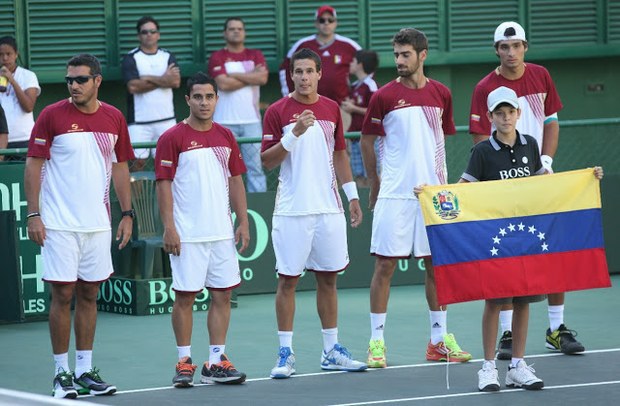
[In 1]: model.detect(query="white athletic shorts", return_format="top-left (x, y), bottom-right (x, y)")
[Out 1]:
top-left (370, 198), bottom-right (431, 258)
top-left (170, 239), bottom-right (241, 292)
top-left (42, 229), bottom-right (113, 283)
top-left (272, 213), bottom-right (349, 276)
top-left (129, 118), bottom-right (176, 159)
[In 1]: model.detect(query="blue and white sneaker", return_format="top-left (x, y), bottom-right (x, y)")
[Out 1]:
top-left (270, 347), bottom-right (296, 379)
top-left (321, 344), bottom-right (367, 371)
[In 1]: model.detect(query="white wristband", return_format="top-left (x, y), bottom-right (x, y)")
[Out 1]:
top-left (541, 155), bottom-right (553, 172)
top-left (342, 181), bottom-right (359, 202)
top-left (280, 132), bottom-right (299, 152)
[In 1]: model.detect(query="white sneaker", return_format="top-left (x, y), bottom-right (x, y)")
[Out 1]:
top-left (270, 347), bottom-right (296, 379)
top-left (321, 344), bottom-right (367, 371)
top-left (505, 360), bottom-right (544, 390)
top-left (478, 362), bottom-right (500, 392)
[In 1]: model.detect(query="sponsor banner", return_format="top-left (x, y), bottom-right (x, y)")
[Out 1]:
top-left (96, 277), bottom-right (237, 316)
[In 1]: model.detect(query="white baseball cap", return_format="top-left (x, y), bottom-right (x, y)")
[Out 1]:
top-left (487, 86), bottom-right (519, 112)
top-left (494, 21), bottom-right (527, 44)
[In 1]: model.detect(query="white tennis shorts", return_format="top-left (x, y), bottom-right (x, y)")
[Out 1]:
top-left (272, 213), bottom-right (349, 276)
top-left (42, 229), bottom-right (113, 283)
top-left (169, 239), bottom-right (241, 292)
top-left (129, 119), bottom-right (176, 159)
top-left (370, 198), bottom-right (431, 258)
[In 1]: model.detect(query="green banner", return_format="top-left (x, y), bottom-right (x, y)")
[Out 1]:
top-left (0, 163), bottom-right (48, 319)
top-left (96, 277), bottom-right (237, 316)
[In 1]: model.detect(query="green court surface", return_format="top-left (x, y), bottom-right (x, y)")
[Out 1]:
top-left (1, 275), bottom-right (619, 405)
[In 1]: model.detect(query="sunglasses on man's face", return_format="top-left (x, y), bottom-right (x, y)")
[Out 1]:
top-left (140, 29), bottom-right (158, 35)
top-left (318, 18), bottom-right (335, 24)
top-left (65, 75), bottom-right (97, 85)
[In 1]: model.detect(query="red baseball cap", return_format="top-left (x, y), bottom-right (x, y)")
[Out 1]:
top-left (315, 5), bottom-right (337, 19)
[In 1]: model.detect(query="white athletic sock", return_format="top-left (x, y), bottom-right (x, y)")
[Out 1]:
top-left (510, 357), bottom-right (523, 369)
top-left (278, 331), bottom-right (293, 351)
top-left (322, 328), bottom-right (338, 353)
top-left (429, 310), bottom-right (447, 344)
top-left (177, 345), bottom-right (191, 360)
top-left (483, 359), bottom-right (496, 369)
top-left (548, 305), bottom-right (564, 332)
top-left (74, 350), bottom-right (92, 378)
top-left (499, 310), bottom-right (513, 333)
top-left (53, 353), bottom-right (70, 376)
top-left (370, 313), bottom-right (386, 340)
top-left (209, 345), bottom-right (225, 366)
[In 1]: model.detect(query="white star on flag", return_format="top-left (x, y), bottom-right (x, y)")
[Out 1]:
top-left (518, 223), bottom-right (525, 231)
top-left (490, 247), bottom-right (499, 256)
top-left (537, 232), bottom-right (546, 241)
top-left (493, 236), bottom-right (501, 244)
top-left (508, 223), bottom-right (516, 232)
top-left (541, 242), bottom-right (549, 251)
top-left (528, 225), bottom-right (536, 234)
top-left (499, 228), bottom-right (507, 236)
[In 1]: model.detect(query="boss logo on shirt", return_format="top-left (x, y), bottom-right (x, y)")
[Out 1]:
top-left (499, 167), bottom-right (531, 180)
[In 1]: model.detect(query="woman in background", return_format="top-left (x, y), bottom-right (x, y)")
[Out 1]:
top-left (0, 36), bottom-right (40, 159)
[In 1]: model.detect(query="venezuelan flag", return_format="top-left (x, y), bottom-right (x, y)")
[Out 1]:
top-left (419, 168), bottom-right (610, 305)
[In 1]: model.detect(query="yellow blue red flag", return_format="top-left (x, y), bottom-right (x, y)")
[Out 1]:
top-left (419, 169), bottom-right (610, 305)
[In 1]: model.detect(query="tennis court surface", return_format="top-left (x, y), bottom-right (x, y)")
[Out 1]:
top-left (2, 275), bottom-right (619, 405)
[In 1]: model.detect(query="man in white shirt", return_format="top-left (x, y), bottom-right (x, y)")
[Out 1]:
top-left (262, 48), bottom-right (366, 379)
top-left (25, 54), bottom-right (134, 399)
top-left (122, 16), bottom-right (180, 169)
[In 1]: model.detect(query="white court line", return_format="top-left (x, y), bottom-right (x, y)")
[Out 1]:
top-left (326, 380), bottom-right (620, 406)
top-left (101, 347), bottom-right (620, 396)
top-left (0, 388), bottom-right (99, 405)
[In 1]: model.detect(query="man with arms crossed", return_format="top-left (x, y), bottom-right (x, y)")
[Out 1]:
top-left (262, 48), bottom-right (366, 379)
top-left (469, 21), bottom-right (583, 359)
top-left (361, 28), bottom-right (471, 368)
top-left (122, 16), bottom-right (180, 169)
top-left (25, 54), bottom-right (134, 398)
top-left (156, 72), bottom-right (248, 388)
top-left (279, 6), bottom-right (361, 106)
top-left (208, 17), bottom-right (268, 193)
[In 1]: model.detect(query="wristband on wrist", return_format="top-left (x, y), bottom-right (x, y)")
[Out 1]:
top-left (26, 212), bottom-right (41, 219)
top-left (342, 181), bottom-right (359, 202)
top-left (541, 154), bottom-right (553, 168)
top-left (280, 132), bottom-right (299, 152)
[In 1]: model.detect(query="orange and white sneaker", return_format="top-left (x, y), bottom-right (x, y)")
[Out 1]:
top-left (426, 333), bottom-right (472, 362)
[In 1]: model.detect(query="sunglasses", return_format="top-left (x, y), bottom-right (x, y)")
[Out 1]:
top-left (140, 29), bottom-right (159, 35)
top-left (318, 18), bottom-right (335, 24)
top-left (65, 75), bottom-right (97, 85)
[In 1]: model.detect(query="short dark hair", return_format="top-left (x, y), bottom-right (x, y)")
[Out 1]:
top-left (136, 16), bottom-right (159, 32)
top-left (186, 72), bottom-right (218, 96)
top-left (224, 17), bottom-right (244, 31)
top-left (67, 54), bottom-right (102, 76)
top-left (290, 48), bottom-right (321, 73)
top-left (392, 28), bottom-right (428, 54)
top-left (0, 36), bottom-right (17, 52)
top-left (355, 50), bottom-right (379, 74)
